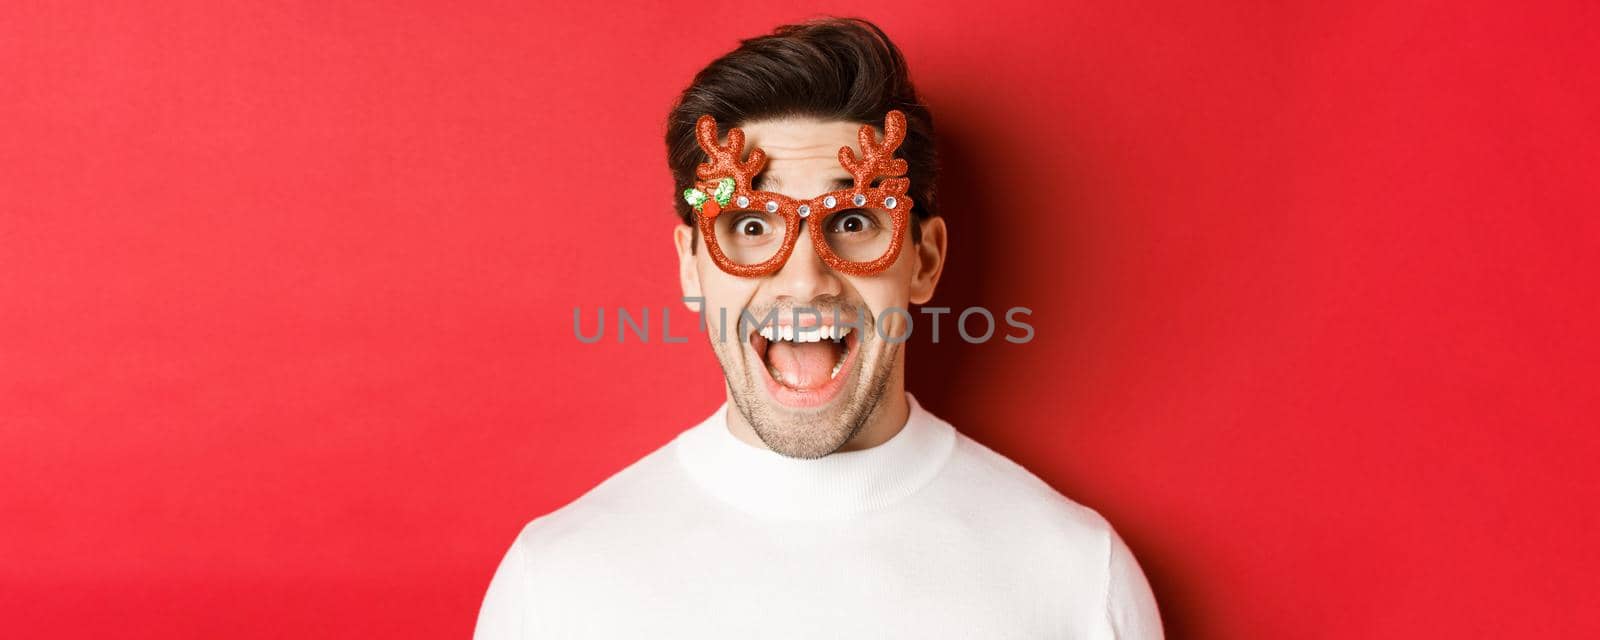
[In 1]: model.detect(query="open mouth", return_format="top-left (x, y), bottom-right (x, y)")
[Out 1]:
top-left (748, 321), bottom-right (860, 408)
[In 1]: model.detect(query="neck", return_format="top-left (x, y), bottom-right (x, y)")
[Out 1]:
top-left (674, 389), bottom-right (957, 519)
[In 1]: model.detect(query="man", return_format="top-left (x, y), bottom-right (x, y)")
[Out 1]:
top-left (474, 18), bottom-right (1163, 639)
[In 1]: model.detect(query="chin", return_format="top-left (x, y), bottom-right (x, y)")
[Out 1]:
top-left (719, 319), bottom-right (898, 459)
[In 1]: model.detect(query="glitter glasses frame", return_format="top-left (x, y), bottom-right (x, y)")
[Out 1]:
top-left (684, 110), bottom-right (915, 278)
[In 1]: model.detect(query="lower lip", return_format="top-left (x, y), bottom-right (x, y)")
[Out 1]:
top-left (752, 332), bottom-right (859, 409)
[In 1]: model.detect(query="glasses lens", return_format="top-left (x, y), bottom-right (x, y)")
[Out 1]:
top-left (822, 208), bottom-right (896, 263)
top-left (712, 209), bottom-right (788, 266)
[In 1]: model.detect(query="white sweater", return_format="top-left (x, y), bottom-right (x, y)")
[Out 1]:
top-left (474, 394), bottom-right (1164, 639)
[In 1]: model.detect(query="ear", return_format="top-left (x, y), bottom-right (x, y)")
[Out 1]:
top-left (674, 223), bottom-right (703, 312)
top-left (908, 217), bottom-right (947, 305)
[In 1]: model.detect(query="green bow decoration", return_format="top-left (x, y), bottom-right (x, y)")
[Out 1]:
top-left (682, 177), bottom-right (736, 212)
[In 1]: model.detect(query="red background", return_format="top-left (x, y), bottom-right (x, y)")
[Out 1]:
top-left (3, 1), bottom-right (1596, 637)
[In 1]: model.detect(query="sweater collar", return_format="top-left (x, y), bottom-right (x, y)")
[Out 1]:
top-left (673, 393), bottom-right (957, 520)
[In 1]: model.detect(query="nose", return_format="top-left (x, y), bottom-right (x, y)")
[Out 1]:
top-left (768, 220), bottom-right (843, 302)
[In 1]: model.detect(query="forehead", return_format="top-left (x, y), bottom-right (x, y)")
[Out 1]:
top-left (735, 117), bottom-right (869, 197)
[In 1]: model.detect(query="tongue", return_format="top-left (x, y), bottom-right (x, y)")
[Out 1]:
top-left (766, 340), bottom-right (837, 388)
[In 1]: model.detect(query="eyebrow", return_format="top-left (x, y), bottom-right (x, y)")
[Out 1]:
top-left (753, 175), bottom-right (855, 193)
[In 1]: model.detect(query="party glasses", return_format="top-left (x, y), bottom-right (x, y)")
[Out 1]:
top-left (682, 110), bottom-right (914, 278)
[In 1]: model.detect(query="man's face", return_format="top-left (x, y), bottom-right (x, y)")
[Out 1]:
top-left (675, 116), bottom-right (942, 459)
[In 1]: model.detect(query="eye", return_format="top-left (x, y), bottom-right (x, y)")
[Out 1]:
top-left (827, 210), bottom-right (877, 234)
top-left (733, 215), bottom-right (774, 237)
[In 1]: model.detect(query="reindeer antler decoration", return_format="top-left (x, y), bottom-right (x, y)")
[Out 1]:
top-left (695, 115), bottom-right (766, 193)
top-left (682, 116), bottom-right (767, 217)
top-left (838, 110), bottom-right (911, 197)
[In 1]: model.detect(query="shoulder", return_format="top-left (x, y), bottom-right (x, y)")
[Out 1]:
top-left (911, 421), bottom-right (1164, 632)
top-left (918, 425), bottom-right (1137, 596)
top-left (504, 430), bottom-right (700, 556)
top-left (941, 430), bottom-right (1116, 542)
top-left (474, 430), bottom-right (700, 639)
top-left (905, 399), bottom-right (1112, 540)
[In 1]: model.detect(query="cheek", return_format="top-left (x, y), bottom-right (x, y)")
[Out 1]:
top-left (695, 261), bottom-right (762, 311)
top-left (847, 277), bottom-right (914, 318)
top-left (850, 280), bottom-right (915, 345)
top-left (863, 245), bottom-right (920, 307)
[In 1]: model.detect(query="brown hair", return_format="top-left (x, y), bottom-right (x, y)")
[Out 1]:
top-left (665, 18), bottom-right (937, 245)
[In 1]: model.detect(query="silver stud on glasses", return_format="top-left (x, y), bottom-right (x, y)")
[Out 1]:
top-left (736, 195), bottom-right (750, 208)
top-left (823, 195), bottom-right (837, 208)
top-left (884, 196), bottom-right (898, 210)
top-left (798, 204), bottom-right (811, 218)
top-left (852, 194), bottom-right (867, 207)
top-left (764, 200), bottom-right (779, 213)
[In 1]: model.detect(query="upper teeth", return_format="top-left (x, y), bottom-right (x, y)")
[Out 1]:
top-left (758, 325), bottom-right (852, 342)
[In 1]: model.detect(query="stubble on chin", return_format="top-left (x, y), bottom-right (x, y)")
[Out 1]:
top-left (721, 338), bottom-right (903, 460)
